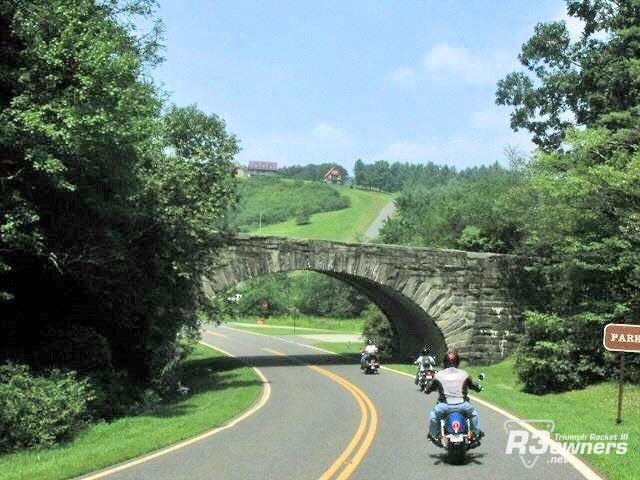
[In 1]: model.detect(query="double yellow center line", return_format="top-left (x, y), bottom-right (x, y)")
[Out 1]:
top-left (262, 348), bottom-right (378, 480)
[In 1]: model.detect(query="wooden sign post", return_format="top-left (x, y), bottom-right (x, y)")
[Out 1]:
top-left (603, 323), bottom-right (640, 424)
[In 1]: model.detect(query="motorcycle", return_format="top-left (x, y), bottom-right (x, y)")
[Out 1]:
top-left (435, 373), bottom-right (485, 464)
top-left (417, 368), bottom-right (436, 391)
top-left (361, 355), bottom-right (380, 374)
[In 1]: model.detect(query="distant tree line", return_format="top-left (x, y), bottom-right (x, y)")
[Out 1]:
top-left (278, 163), bottom-right (349, 182)
top-left (354, 159), bottom-right (457, 192)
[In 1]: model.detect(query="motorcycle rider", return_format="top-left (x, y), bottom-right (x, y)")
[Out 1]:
top-left (414, 347), bottom-right (436, 385)
top-left (425, 351), bottom-right (484, 446)
top-left (361, 339), bottom-right (379, 369)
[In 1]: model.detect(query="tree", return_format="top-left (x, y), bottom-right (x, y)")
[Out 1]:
top-left (496, 0), bottom-right (640, 389)
top-left (0, 0), bottom-right (240, 416)
top-left (496, 0), bottom-right (640, 150)
top-left (354, 158), bottom-right (367, 187)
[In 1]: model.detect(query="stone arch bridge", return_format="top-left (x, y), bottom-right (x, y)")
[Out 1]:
top-left (204, 235), bottom-right (531, 364)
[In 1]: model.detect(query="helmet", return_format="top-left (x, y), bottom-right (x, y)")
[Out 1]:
top-left (443, 351), bottom-right (460, 368)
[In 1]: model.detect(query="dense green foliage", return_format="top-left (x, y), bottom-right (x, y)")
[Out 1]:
top-left (514, 311), bottom-right (618, 393)
top-left (219, 272), bottom-right (370, 319)
top-left (279, 163), bottom-right (349, 182)
top-left (0, 345), bottom-right (261, 480)
top-left (229, 177), bottom-right (351, 230)
top-left (0, 0), bottom-right (239, 436)
top-left (380, 162), bottom-right (524, 252)
top-left (497, 0), bottom-right (640, 390)
top-left (0, 364), bottom-right (94, 452)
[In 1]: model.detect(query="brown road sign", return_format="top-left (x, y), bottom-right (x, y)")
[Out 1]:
top-left (604, 323), bottom-right (640, 353)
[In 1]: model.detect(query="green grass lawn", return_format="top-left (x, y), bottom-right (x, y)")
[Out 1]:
top-left (229, 325), bottom-right (341, 336)
top-left (228, 315), bottom-right (364, 336)
top-left (252, 185), bottom-right (393, 242)
top-left (231, 315), bottom-right (364, 332)
top-left (0, 344), bottom-right (262, 480)
top-left (315, 343), bottom-right (639, 480)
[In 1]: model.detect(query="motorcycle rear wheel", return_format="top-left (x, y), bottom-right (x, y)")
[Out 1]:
top-left (446, 444), bottom-right (466, 465)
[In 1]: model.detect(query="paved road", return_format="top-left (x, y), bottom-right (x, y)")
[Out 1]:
top-left (361, 199), bottom-right (396, 243)
top-left (86, 326), bottom-right (594, 480)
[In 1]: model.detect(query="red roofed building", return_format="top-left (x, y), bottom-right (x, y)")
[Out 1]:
top-left (323, 166), bottom-right (343, 183)
top-left (248, 161), bottom-right (278, 176)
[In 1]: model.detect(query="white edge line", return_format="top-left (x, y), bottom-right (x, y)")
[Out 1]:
top-left (223, 325), bottom-right (603, 480)
top-left (79, 340), bottom-right (271, 480)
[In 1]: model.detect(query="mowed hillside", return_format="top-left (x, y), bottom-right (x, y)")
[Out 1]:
top-left (252, 184), bottom-right (392, 242)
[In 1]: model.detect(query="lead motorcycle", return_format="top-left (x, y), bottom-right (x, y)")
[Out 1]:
top-left (434, 374), bottom-right (485, 464)
top-left (361, 354), bottom-right (380, 374)
top-left (417, 367), bottom-right (436, 391)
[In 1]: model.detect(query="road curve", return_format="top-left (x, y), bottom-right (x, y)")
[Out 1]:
top-left (361, 199), bottom-right (396, 243)
top-left (81, 326), bottom-right (599, 480)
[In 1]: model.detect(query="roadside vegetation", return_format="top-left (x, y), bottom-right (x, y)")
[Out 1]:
top-left (1, 0), bottom-right (242, 454)
top-left (0, 344), bottom-right (262, 480)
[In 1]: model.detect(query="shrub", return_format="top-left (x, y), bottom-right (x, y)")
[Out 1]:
top-left (295, 207), bottom-right (312, 225)
top-left (0, 363), bottom-right (95, 452)
top-left (361, 305), bottom-right (398, 361)
top-left (514, 311), bottom-right (620, 394)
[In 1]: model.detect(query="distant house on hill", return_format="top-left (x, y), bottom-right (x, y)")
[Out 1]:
top-left (234, 162), bottom-right (249, 177)
top-left (323, 166), bottom-right (343, 183)
top-left (248, 161), bottom-right (278, 176)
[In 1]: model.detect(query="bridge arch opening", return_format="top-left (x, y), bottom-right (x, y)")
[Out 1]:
top-left (204, 268), bottom-right (448, 361)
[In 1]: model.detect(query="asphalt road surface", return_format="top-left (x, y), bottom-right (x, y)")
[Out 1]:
top-left (82, 326), bottom-right (596, 480)
top-left (361, 199), bottom-right (396, 243)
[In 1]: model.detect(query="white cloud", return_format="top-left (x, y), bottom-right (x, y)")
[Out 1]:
top-left (423, 43), bottom-right (515, 85)
top-left (384, 66), bottom-right (418, 87)
top-left (312, 122), bottom-right (354, 146)
top-left (385, 43), bottom-right (516, 88)
top-left (469, 105), bottom-right (510, 129)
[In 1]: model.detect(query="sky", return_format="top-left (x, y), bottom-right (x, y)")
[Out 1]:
top-left (151, 1), bottom-right (582, 172)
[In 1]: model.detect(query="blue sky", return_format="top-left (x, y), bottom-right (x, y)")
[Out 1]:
top-left (152, 1), bottom-right (581, 171)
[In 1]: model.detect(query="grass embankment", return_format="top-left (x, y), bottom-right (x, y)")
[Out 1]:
top-left (233, 177), bottom-right (351, 231)
top-left (228, 315), bottom-right (364, 336)
top-left (253, 185), bottom-right (393, 242)
top-left (0, 344), bottom-right (262, 480)
top-left (315, 343), bottom-right (638, 480)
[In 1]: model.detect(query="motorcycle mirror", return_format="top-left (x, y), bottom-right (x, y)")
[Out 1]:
top-left (478, 373), bottom-right (486, 380)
